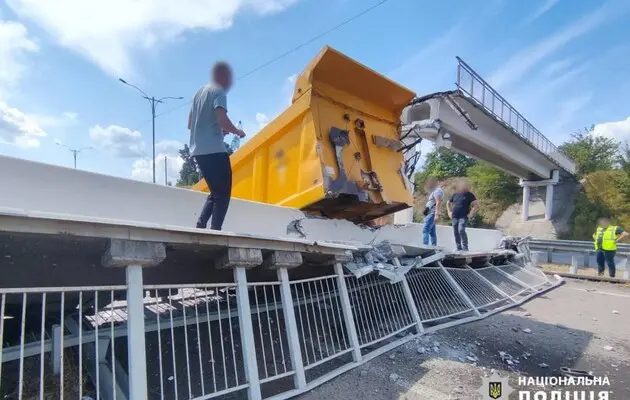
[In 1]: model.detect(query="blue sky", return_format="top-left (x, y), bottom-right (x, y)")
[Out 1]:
top-left (2, 0), bottom-right (630, 183)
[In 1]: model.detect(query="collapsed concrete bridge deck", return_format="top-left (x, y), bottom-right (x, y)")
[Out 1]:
top-left (0, 154), bottom-right (564, 400)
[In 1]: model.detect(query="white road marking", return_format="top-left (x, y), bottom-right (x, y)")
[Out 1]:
top-left (567, 287), bottom-right (630, 299)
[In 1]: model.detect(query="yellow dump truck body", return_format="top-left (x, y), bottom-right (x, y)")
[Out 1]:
top-left (193, 46), bottom-right (416, 221)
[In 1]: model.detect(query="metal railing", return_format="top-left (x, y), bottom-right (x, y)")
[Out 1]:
top-left (528, 238), bottom-right (630, 279)
top-left (530, 238), bottom-right (630, 254)
top-left (455, 57), bottom-right (577, 175)
top-left (0, 256), bottom-right (563, 400)
top-left (0, 286), bottom-right (129, 400)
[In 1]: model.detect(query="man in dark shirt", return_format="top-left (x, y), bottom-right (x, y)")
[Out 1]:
top-left (447, 181), bottom-right (478, 251)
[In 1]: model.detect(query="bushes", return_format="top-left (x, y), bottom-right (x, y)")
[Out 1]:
top-left (564, 170), bottom-right (630, 241)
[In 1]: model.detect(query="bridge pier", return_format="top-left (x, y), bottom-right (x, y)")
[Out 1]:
top-left (545, 182), bottom-right (554, 221)
top-left (521, 185), bottom-right (530, 221)
top-left (520, 170), bottom-right (559, 221)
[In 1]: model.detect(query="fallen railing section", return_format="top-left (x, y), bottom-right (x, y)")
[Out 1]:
top-left (0, 216), bottom-right (564, 400)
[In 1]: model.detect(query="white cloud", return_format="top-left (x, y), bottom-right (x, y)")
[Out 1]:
top-left (522, 0), bottom-right (561, 25)
top-left (89, 124), bottom-right (145, 158)
top-left (6, 0), bottom-right (300, 77)
top-left (488, 3), bottom-right (615, 90)
top-left (255, 112), bottom-right (269, 129)
top-left (131, 153), bottom-right (184, 184)
top-left (0, 18), bottom-right (74, 150)
top-left (30, 111), bottom-right (78, 129)
top-left (0, 19), bottom-right (38, 91)
top-left (155, 139), bottom-right (184, 156)
top-left (0, 100), bottom-right (46, 148)
top-left (593, 116), bottom-right (630, 143)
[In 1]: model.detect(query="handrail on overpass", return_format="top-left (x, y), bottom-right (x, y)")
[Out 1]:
top-left (455, 57), bottom-right (577, 175)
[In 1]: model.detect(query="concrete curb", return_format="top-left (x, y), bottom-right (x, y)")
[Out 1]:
top-left (542, 270), bottom-right (629, 284)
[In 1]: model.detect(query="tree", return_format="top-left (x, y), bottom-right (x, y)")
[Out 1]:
top-left (414, 147), bottom-right (476, 188)
top-left (618, 143), bottom-right (630, 174)
top-left (616, 142), bottom-right (630, 199)
top-left (565, 170), bottom-right (630, 240)
top-left (176, 144), bottom-right (199, 187)
top-left (467, 162), bottom-right (520, 205)
top-left (558, 126), bottom-right (620, 178)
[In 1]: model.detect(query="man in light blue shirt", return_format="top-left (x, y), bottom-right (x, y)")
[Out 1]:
top-left (423, 177), bottom-right (443, 246)
top-left (188, 61), bottom-right (246, 230)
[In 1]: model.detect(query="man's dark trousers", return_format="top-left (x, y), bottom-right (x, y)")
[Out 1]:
top-left (596, 249), bottom-right (616, 277)
top-left (452, 217), bottom-right (469, 251)
top-left (194, 152), bottom-right (232, 230)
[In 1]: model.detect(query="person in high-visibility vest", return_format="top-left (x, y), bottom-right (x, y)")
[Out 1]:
top-left (593, 217), bottom-right (628, 278)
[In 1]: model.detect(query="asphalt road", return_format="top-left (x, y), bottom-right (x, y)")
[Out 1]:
top-left (299, 279), bottom-right (630, 400)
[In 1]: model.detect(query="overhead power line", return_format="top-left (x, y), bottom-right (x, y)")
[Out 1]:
top-left (153, 0), bottom-right (392, 119)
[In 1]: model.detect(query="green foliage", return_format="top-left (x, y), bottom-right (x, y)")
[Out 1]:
top-left (558, 126), bottom-right (620, 178)
top-left (619, 143), bottom-right (630, 173)
top-left (467, 162), bottom-right (520, 205)
top-left (176, 144), bottom-right (199, 187)
top-left (564, 170), bottom-right (630, 241)
top-left (415, 147), bottom-right (475, 186)
top-left (618, 143), bottom-right (630, 199)
top-left (466, 162), bottom-right (520, 228)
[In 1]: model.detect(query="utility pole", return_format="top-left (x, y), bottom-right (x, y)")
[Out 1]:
top-left (164, 156), bottom-right (168, 185)
top-left (119, 78), bottom-right (183, 183)
top-left (56, 142), bottom-right (92, 169)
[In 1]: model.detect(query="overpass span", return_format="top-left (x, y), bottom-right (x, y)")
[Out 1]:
top-left (400, 58), bottom-right (576, 222)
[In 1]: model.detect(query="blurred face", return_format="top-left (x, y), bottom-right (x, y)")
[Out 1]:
top-left (214, 66), bottom-right (233, 92)
top-left (457, 181), bottom-right (469, 192)
top-left (426, 178), bottom-right (436, 190)
top-left (599, 218), bottom-right (611, 227)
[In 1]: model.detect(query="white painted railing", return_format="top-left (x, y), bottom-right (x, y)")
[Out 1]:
top-left (0, 258), bottom-right (563, 400)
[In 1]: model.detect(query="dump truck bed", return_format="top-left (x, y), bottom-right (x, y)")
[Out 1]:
top-left (194, 47), bottom-right (416, 221)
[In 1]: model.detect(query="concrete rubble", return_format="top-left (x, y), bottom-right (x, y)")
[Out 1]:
top-left (342, 241), bottom-right (421, 282)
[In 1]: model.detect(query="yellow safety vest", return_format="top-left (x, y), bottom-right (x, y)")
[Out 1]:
top-left (593, 225), bottom-right (618, 251)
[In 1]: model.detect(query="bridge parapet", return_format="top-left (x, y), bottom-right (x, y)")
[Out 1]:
top-left (455, 57), bottom-right (576, 175)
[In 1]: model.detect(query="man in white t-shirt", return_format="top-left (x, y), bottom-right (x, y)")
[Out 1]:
top-left (423, 177), bottom-right (444, 246)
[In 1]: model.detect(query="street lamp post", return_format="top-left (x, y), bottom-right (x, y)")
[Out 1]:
top-left (55, 142), bottom-right (92, 169)
top-left (119, 78), bottom-right (183, 183)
